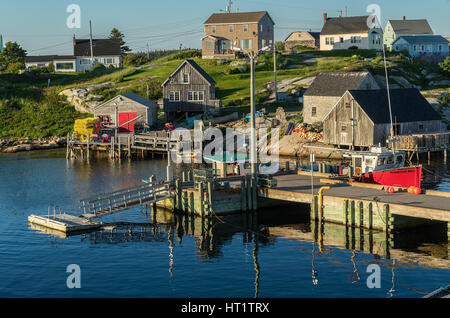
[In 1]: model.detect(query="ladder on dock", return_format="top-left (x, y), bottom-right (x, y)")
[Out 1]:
top-left (79, 181), bottom-right (174, 219)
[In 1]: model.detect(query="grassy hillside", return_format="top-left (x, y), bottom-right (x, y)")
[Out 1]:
top-left (0, 49), bottom-right (448, 138)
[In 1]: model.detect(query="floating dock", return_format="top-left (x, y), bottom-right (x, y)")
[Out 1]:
top-left (28, 214), bottom-right (101, 235)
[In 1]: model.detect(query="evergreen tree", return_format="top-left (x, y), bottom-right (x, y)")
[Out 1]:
top-left (0, 41), bottom-right (27, 72)
top-left (109, 28), bottom-right (131, 55)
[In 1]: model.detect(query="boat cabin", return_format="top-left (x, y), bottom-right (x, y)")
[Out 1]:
top-left (345, 147), bottom-right (406, 175)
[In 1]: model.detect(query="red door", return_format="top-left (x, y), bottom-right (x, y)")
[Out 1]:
top-left (118, 112), bottom-right (137, 133)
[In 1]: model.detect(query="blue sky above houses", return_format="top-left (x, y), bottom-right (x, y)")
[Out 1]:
top-left (0, 0), bottom-right (448, 55)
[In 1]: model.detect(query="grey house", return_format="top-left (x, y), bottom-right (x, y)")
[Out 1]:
top-left (285, 31), bottom-right (320, 50)
top-left (161, 59), bottom-right (221, 121)
top-left (303, 72), bottom-right (379, 124)
top-left (93, 93), bottom-right (158, 133)
top-left (322, 88), bottom-right (443, 148)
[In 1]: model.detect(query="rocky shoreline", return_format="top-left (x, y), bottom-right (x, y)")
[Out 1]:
top-left (0, 137), bottom-right (66, 153)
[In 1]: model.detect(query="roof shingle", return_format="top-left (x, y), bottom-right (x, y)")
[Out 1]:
top-left (349, 88), bottom-right (441, 124)
top-left (304, 72), bottom-right (373, 97)
top-left (204, 11), bottom-right (273, 25)
top-left (321, 16), bottom-right (375, 35)
top-left (74, 39), bottom-right (121, 57)
top-left (388, 19), bottom-right (433, 35)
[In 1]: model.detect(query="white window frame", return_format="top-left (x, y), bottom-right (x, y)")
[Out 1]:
top-left (187, 91), bottom-right (204, 102)
top-left (169, 91), bottom-right (180, 102)
top-left (243, 24), bottom-right (248, 32)
top-left (205, 40), bottom-right (214, 50)
top-left (182, 73), bottom-right (189, 84)
top-left (229, 25), bottom-right (234, 32)
top-left (212, 26), bottom-right (216, 33)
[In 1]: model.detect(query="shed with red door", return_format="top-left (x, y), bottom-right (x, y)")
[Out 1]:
top-left (93, 93), bottom-right (158, 133)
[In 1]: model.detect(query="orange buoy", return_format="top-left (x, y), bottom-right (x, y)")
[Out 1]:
top-left (408, 186), bottom-right (415, 194)
top-left (414, 187), bottom-right (422, 195)
top-left (389, 187), bottom-right (395, 194)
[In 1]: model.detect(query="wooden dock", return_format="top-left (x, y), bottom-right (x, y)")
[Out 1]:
top-left (66, 130), bottom-right (199, 160)
top-left (28, 214), bottom-right (101, 235)
top-left (259, 173), bottom-right (450, 231)
top-left (28, 180), bottom-right (176, 234)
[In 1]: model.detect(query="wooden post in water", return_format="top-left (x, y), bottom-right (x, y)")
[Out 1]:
top-left (66, 133), bottom-right (70, 159)
top-left (241, 178), bottom-right (247, 212)
top-left (207, 181), bottom-right (213, 216)
top-left (199, 182), bottom-right (204, 216)
top-left (87, 134), bottom-right (90, 161)
top-left (127, 134), bottom-right (131, 159)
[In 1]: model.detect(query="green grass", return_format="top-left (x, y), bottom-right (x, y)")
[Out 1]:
top-left (0, 48), bottom-right (447, 138)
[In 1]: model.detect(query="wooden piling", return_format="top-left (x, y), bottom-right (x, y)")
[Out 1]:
top-left (241, 178), bottom-right (247, 212)
top-left (207, 181), bottom-right (213, 216)
top-left (199, 182), bottom-right (204, 216)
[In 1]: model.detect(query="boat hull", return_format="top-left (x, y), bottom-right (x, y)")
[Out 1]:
top-left (357, 166), bottom-right (422, 188)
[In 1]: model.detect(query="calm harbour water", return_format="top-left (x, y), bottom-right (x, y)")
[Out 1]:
top-left (0, 149), bottom-right (449, 298)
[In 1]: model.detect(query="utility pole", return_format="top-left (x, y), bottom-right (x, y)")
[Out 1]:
top-left (89, 20), bottom-right (94, 70)
top-left (226, 0), bottom-right (232, 13)
top-left (147, 42), bottom-right (150, 60)
top-left (250, 52), bottom-right (256, 177)
top-left (249, 51), bottom-right (257, 209)
top-left (179, 43), bottom-right (182, 52)
top-left (273, 39), bottom-right (278, 102)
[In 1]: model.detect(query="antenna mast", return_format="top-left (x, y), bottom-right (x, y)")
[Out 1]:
top-left (226, 0), bottom-right (233, 13)
top-left (382, 32), bottom-right (395, 153)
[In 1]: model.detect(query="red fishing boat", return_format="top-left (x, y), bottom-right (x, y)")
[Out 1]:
top-left (344, 146), bottom-right (422, 188)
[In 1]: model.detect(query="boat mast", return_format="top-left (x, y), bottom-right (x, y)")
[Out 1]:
top-left (382, 37), bottom-right (395, 154)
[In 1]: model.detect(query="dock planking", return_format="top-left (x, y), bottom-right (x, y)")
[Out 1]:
top-left (261, 174), bottom-right (450, 222)
top-left (28, 214), bottom-right (101, 235)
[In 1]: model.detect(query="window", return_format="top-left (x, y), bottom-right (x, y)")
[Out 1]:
top-left (345, 102), bottom-right (351, 109)
top-left (169, 91), bottom-right (180, 102)
top-left (351, 36), bottom-right (362, 44)
top-left (183, 73), bottom-right (189, 84)
top-left (341, 125), bottom-right (347, 132)
top-left (311, 106), bottom-right (317, 117)
top-left (438, 45), bottom-right (442, 52)
top-left (239, 39), bottom-right (253, 49)
top-left (325, 37), bottom-right (335, 45)
top-left (205, 40), bottom-right (214, 50)
top-left (80, 58), bottom-right (90, 65)
top-left (243, 24), bottom-right (248, 32)
top-left (340, 37), bottom-right (344, 43)
top-left (413, 45), bottom-right (417, 52)
top-left (106, 58), bottom-right (114, 64)
top-left (55, 62), bottom-right (74, 70)
top-left (187, 91), bottom-right (204, 101)
top-left (419, 124), bottom-right (424, 130)
top-left (97, 115), bottom-right (111, 124)
top-left (262, 39), bottom-right (267, 48)
top-left (212, 26), bottom-right (216, 33)
top-left (222, 40), bottom-right (232, 50)
top-left (229, 25), bottom-right (234, 32)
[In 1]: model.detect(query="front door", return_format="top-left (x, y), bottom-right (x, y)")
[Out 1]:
top-left (118, 112), bottom-right (137, 133)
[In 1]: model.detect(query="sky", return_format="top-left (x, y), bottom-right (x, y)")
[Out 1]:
top-left (0, 0), bottom-right (449, 56)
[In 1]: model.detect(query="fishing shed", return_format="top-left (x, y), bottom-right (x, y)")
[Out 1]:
top-left (93, 93), bottom-right (158, 133)
top-left (322, 88), bottom-right (443, 148)
top-left (161, 59), bottom-right (221, 122)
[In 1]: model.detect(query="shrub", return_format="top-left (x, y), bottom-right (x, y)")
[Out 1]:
top-left (439, 57), bottom-right (450, 74)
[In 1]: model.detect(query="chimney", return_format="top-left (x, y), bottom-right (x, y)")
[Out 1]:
top-left (73, 34), bottom-right (76, 51)
top-left (403, 16), bottom-right (406, 21)
top-left (323, 13), bottom-right (328, 25)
